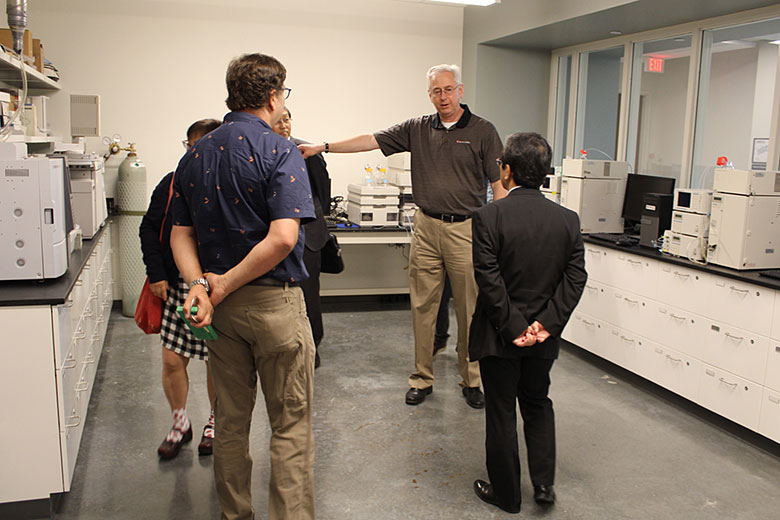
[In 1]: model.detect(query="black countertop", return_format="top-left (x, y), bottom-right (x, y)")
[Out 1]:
top-left (0, 225), bottom-right (109, 307)
top-left (329, 224), bottom-right (410, 233)
top-left (584, 236), bottom-right (780, 291)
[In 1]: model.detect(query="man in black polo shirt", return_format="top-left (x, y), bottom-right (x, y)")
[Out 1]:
top-left (170, 53), bottom-right (316, 520)
top-left (300, 64), bottom-right (505, 408)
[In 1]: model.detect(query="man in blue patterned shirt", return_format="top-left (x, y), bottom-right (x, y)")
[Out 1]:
top-left (170, 53), bottom-right (316, 520)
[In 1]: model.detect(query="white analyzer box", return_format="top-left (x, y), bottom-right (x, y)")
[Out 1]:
top-left (663, 230), bottom-right (706, 262)
top-left (673, 188), bottom-right (713, 215)
top-left (707, 192), bottom-right (780, 269)
top-left (559, 176), bottom-right (626, 233)
top-left (713, 168), bottom-right (780, 196)
top-left (562, 158), bottom-right (630, 180)
top-left (671, 211), bottom-right (709, 238)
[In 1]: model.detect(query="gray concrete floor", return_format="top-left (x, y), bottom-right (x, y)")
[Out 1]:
top-left (47, 302), bottom-right (780, 519)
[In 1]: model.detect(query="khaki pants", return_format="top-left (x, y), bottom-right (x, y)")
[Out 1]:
top-left (408, 211), bottom-right (481, 389)
top-left (209, 284), bottom-right (315, 520)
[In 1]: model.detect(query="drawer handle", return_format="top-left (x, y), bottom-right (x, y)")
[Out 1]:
top-left (63, 355), bottom-right (77, 370)
top-left (665, 355), bottom-right (682, 363)
top-left (729, 286), bottom-right (749, 294)
top-left (75, 279), bottom-right (84, 286)
top-left (83, 308), bottom-right (94, 318)
top-left (623, 297), bottom-right (639, 305)
top-left (724, 332), bottom-right (744, 342)
top-left (66, 414), bottom-right (81, 428)
top-left (84, 353), bottom-right (96, 364)
top-left (627, 259), bottom-right (642, 265)
top-left (770, 395), bottom-right (780, 404)
top-left (64, 297), bottom-right (74, 308)
top-left (74, 329), bottom-right (86, 340)
top-left (76, 381), bottom-right (89, 392)
top-left (718, 377), bottom-right (737, 388)
top-left (673, 271), bottom-right (690, 278)
top-left (587, 249), bottom-right (600, 255)
top-left (670, 314), bottom-right (686, 321)
top-left (582, 319), bottom-right (595, 327)
top-left (586, 284), bottom-right (598, 291)
top-left (97, 316), bottom-right (106, 324)
top-left (620, 335), bottom-right (635, 344)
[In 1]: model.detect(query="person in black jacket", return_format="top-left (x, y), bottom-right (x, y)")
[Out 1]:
top-left (273, 107), bottom-right (331, 368)
top-left (469, 132), bottom-right (587, 513)
top-left (139, 118), bottom-right (221, 459)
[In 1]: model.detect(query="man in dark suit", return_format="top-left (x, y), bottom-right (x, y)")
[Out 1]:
top-left (274, 107), bottom-right (331, 368)
top-left (469, 132), bottom-right (587, 514)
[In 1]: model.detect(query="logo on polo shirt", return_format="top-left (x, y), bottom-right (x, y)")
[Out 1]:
top-left (456, 140), bottom-right (471, 144)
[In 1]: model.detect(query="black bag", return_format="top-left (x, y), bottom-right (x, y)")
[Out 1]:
top-left (320, 233), bottom-right (345, 274)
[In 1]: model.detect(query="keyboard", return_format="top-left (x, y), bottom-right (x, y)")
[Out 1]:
top-left (589, 233), bottom-right (639, 247)
top-left (759, 269), bottom-right (780, 281)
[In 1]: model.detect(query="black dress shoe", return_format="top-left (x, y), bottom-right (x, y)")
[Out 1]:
top-left (473, 480), bottom-right (520, 514)
top-left (405, 386), bottom-right (432, 405)
top-left (433, 339), bottom-right (447, 356)
top-left (462, 387), bottom-right (485, 409)
top-left (533, 484), bottom-right (556, 505)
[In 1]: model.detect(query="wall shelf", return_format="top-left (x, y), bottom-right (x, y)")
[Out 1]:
top-left (0, 49), bottom-right (60, 91)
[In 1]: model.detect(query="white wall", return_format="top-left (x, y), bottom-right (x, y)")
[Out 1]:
top-left (28, 0), bottom-right (463, 199)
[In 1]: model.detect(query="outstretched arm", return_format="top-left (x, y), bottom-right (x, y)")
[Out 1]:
top-left (299, 134), bottom-right (379, 158)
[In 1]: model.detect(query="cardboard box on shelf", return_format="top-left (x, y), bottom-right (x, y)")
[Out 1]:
top-left (0, 28), bottom-right (34, 57)
top-left (32, 38), bottom-right (43, 73)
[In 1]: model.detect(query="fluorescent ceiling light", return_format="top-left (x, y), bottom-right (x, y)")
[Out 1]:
top-left (771, 40), bottom-right (780, 45)
top-left (427, 0), bottom-right (499, 6)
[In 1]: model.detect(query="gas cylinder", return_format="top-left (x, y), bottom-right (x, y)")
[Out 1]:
top-left (116, 144), bottom-right (148, 316)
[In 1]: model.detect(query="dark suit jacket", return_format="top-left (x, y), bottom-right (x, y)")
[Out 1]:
top-left (292, 137), bottom-right (330, 252)
top-left (468, 187), bottom-right (587, 361)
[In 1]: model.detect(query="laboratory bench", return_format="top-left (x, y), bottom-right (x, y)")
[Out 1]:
top-left (0, 222), bottom-right (114, 510)
top-left (563, 236), bottom-right (780, 445)
top-left (320, 225), bottom-right (412, 296)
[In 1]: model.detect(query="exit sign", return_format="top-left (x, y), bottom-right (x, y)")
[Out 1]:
top-left (645, 56), bottom-right (665, 73)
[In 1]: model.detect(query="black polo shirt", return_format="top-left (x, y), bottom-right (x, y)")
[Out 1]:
top-left (374, 104), bottom-right (502, 215)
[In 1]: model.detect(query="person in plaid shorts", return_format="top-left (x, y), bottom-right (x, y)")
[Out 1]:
top-left (139, 118), bottom-right (221, 459)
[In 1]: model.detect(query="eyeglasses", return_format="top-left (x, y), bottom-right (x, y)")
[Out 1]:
top-left (495, 158), bottom-right (503, 167)
top-left (182, 139), bottom-right (191, 150)
top-left (429, 85), bottom-right (459, 97)
top-left (281, 87), bottom-right (292, 99)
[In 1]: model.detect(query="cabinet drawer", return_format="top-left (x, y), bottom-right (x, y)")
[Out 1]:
top-left (576, 280), bottom-right (614, 321)
top-left (610, 251), bottom-right (658, 300)
top-left (562, 311), bottom-right (609, 358)
top-left (583, 245), bottom-right (610, 283)
top-left (52, 303), bottom-right (72, 368)
top-left (61, 399), bottom-right (85, 489)
top-left (648, 301), bottom-right (704, 359)
top-left (609, 327), bottom-right (653, 380)
top-left (656, 264), bottom-right (710, 316)
top-left (708, 278), bottom-right (773, 337)
top-left (697, 364), bottom-right (761, 431)
top-left (765, 340), bottom-right (780, 393)
top-left (57, 346), bottom-right (80, 432)
top-left (773, 291), bottom-right (780, 341)
top-left (701, 321), bottom-right (769, 384)
top-left (758, 388), bottom-right (780, 444)
top-left (650, 344), bottom-right (701, 403)
top-left (608, 287), bottom-right (653, 339)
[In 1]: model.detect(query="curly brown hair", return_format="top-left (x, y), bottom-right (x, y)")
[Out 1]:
top-left (225, 54), bottom-right (286, 112)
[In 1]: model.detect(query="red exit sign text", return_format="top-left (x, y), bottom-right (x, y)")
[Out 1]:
top-left (646, 57), bottom-right (665, 73)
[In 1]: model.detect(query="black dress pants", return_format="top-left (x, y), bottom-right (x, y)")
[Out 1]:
top-left (479, 355), bottom-right (556, 509)
top-left (300, 246), bottom-right (323, 347)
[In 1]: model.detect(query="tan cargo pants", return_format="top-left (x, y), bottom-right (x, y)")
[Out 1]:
top-left (208, 284), bottom-right (315, 520)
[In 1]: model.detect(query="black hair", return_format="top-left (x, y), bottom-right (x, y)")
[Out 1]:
top-left (186, 118), bottom-right (221, 141)
top-left (500, 132), bottom-right (552, 189)
top-left (225, 53), bottom-right (286, 111)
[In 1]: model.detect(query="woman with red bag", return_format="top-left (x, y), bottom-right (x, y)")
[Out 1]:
top-left (139, 118), bottom-right (221, 460)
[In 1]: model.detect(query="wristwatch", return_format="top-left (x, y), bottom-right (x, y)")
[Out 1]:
top-left (189, 278), bottom-right (211, 294)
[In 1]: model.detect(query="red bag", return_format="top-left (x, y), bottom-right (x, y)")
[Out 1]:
top-left (134, 171), bottom-right (175, 334)
top-left (134, 277), bottom-right (164, 333)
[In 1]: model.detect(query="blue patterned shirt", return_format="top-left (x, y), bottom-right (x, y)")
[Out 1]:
top-left (170, 111), bottom-right (315, 282)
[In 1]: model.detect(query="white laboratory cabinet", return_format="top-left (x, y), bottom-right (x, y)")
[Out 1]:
top-left (563, 240), bottom-right (780, 444)
top-left (0, 223), bottom-right (113, 503)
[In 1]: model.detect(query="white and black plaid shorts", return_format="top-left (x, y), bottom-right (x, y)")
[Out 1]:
top-left (160, 277), bottom-right (209, 361)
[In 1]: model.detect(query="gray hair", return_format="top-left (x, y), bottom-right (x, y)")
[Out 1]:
top-left (427, 64), bottom-right (462, 85)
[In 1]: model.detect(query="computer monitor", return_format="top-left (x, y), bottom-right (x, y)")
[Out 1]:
top-left (622, 173), bottom-right (676, 230)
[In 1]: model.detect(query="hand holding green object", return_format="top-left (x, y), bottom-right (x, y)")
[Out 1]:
top-left (176, 305), bottom-right (218, 340)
